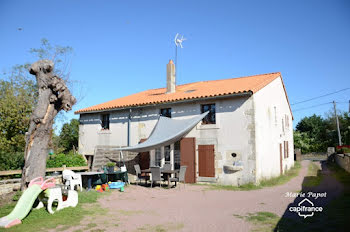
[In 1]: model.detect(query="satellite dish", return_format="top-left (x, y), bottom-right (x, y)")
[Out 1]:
top-left (174, 33), bottom-right (186, 48)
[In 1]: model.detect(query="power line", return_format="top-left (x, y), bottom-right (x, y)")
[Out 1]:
top-left (293, 102), bottom-right (332, 112)
top-left (291, 88), bottom-right (350, 105)
top-left (292, 101), bottom-right (349, 112)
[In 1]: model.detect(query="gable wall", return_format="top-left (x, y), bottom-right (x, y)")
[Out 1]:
top-left (253, 76), bottom-right (294, 182)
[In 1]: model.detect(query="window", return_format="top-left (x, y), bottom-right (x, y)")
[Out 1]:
top-left (155, 147), bottom-right (161, 166)
top-left (160, 108), bottom-right (172, 118)
top-left (101, 114), bottom-right (110, 130)
top-left (285, 115), bottom-right (289, 129)
top-left (174, 141), bottom-right (180, 170)
top-left (201, 104), bottom-right (216, 124)
top-left (164, 145), bottom-right (171, 162)
top-left (284, 141), bottom-right (289, 158)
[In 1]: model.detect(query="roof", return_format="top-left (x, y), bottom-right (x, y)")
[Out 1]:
top-left (76, 72), bottom-right (291, 116)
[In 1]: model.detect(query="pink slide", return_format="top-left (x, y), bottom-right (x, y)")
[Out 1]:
top-left (0, 177), bottom-right (56, 228)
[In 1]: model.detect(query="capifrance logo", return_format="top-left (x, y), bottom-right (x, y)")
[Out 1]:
top-left (288, 198), bottom-right (323, 218)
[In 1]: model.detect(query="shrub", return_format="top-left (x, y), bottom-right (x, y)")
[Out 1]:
top-left (46, 151), bottom-right (87, 168)
top-left (0, 152), bottom-right (24, 171)
top-left (106, 162), bottom-right (115, 167)
top-left (337, 147), bottom-right (350, 154)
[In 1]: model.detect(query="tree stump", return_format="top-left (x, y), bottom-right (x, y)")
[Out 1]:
top-left (21, 60), bottom-right (76, 189)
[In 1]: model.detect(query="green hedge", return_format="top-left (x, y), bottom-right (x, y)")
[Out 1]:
top-left (46, 152), bottom-right (87, 168)
top-left (0, 151), bottom-right (86, 171)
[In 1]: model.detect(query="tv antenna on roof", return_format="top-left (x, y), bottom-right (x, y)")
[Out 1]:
top-left (174, 33), bottom-right (186, 84)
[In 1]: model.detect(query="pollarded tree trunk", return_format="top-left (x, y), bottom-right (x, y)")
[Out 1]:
top-left (21, 60), bottom-right (76, 189)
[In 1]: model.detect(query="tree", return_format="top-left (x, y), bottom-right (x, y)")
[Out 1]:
top-left (0, 65), bottom-right (36, 153)
top-left (294, 112), bottom-right (350, 153)
top-left (0, 39), bottom-right (73, 154)
top-left (325, 111), bottom-right (350, 146)
top-left (59, 119), bottom-right (79, 153)
top-left (295, 114), bottom-right (329, 152)
top-left (293, 131), bottom-right (312, 154)
top-left (21, 60), bottom-right (76, 188)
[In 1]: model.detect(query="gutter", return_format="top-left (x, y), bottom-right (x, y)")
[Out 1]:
top-left (75, 91), bottom-right (253, 115)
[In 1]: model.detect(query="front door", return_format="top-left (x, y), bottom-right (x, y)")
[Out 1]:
top-left (198, 145), bottom-right (215, 177)
top-left (180, 137), bottom-right (196, 183)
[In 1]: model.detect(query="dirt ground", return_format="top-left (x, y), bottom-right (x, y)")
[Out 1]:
top-left (63, 160), bottom-right (342, 232)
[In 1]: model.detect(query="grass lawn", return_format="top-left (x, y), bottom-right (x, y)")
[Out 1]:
top-left (0, 190), bottom-right (110, 232)
top-left (206, 161), bottom-right (301, 191)
top-left (302, 161), bottom-right (323, 188)
top-left (233, 211), bottom-right (280, 232)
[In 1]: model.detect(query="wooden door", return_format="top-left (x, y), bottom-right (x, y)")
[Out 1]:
top-left (198, 145), bottom-right (215, 177)
top-left (180, 137), bottom-right (196, 183)
top-left (139, 139), bottom-right (149, 170)
top-left (279, 143), bottom-right (283, 175)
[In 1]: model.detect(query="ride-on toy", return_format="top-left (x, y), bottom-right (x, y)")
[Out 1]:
top-left (36, 185), bottom-right (78, 214)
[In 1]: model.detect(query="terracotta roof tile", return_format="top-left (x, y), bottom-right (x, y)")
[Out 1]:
top-left (75, 72), bottom-right (284, 114)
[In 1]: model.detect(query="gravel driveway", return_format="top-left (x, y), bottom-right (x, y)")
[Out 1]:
top-left (63, 160), bottom-right (342, 232)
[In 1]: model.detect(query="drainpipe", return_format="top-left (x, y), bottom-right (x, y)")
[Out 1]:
top-left (127, 109), bottom-right (132, 146)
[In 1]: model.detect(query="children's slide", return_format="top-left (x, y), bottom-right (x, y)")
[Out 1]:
top-left (0, 177), bottom-right (55, 228)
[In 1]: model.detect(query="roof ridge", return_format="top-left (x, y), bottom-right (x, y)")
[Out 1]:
top-left (146, 72), bottom-right (281, 91)
top-left (200, 72), bottom-right (281, 83)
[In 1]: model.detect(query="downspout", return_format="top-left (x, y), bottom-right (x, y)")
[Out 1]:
top-left (127, 109), bottom-right (132, 146)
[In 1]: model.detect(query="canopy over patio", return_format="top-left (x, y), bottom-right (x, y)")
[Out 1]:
top-left (116, 111), bottom-right (209, 152)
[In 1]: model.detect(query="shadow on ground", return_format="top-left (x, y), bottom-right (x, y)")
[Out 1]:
top-left (274, 160), bottom-right (350, 232)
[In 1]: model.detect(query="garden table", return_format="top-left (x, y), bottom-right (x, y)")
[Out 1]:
top-left (106, 170), bottom-right (129, 184)
top-left (79, 171), bottom-right (104, 191)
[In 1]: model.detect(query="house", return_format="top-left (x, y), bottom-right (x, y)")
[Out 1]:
top-left (75, 60), bottom-right (294, 186)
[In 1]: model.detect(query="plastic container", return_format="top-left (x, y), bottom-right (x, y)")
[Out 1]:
top-left (108, 182), bottom-right (125, 189)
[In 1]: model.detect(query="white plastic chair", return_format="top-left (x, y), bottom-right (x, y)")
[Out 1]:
top-left (62, 170), bottom-right (82, 191)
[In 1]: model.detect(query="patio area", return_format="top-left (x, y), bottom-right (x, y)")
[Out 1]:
top-left (60, 161), bottom-right (323, 232)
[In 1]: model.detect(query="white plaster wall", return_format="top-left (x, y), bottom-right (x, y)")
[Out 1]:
top-left (79, 96), bottom-right (256, 185)
top-left (253, 76), bottom-right (294, 182)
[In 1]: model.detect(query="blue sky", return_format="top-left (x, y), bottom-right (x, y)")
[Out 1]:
top-left (1, 0), bottom-right (349, 132)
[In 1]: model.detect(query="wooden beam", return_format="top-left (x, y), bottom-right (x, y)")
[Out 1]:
top-left (0, 166), bottom-right (89, 176)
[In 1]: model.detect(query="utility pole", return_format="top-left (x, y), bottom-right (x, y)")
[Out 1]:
top-left (333, 101), bottom-right (342, 146)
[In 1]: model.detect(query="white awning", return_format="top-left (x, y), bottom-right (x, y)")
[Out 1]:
top-left (117, 111), bottom-right (209, 152)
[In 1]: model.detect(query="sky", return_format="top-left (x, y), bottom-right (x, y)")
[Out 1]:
top-left (0, 0), bottom-right (349, 132)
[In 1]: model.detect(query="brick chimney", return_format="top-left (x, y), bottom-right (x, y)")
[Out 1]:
top-left (166, 60), bottom-right (175, 93)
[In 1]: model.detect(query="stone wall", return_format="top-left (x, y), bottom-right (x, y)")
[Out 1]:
top-left (0, 179), bottom-right (21, 195)
top-left (335, 153), bottom-right (350, 173)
